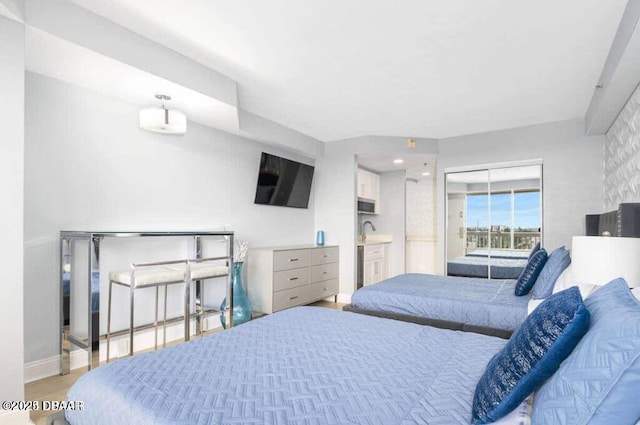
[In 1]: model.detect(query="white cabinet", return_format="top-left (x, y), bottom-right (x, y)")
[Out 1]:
top-left (363, 243), bottom-right (390, 286)
top-left (248, 245), bottom-right (339, 314)
top-left (357, 169), bottom-right (380, 210)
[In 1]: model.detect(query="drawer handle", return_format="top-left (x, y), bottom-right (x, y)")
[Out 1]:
top-left (322, 271), bottom-right (328, 275)
top-left (289, 296), bottom-right (299, 300)
top-left (322, 254), bottom-right (330, 258)
top-left (289, 258), bottom-right (299, 262)
top-left (289, 277), bottom-right (299, 281)
top-left (323, 287), bottom-right (329, 291)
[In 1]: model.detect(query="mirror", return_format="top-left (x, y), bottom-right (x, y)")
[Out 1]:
top-left (445, 164), bottom-right (542, 279)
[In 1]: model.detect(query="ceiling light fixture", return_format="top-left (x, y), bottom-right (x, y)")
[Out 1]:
top-left (139, 94), bottom-right (187, 135)
top-left (393, 159), bottom-right (404, 164)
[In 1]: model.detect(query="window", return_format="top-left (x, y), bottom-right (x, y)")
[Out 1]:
top-left (466, 189), bottom-right (540, 251)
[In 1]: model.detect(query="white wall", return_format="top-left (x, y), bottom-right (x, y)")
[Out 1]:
top-left (24, 72), bottom-right (316, 364)
top-left (375, 170), bottom-right (406, 277)
top-left (604, 82), bottom-right (640, 210)
top-left (313, 145), bottom-right (357, 298)
top-left (437, 118), bottom-right (604, 273)
top-left (0, 14), bottom-right (26, 422)
top-left (0, 0), bottom-right (23, 22)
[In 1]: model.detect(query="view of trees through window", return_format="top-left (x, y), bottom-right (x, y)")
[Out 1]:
top-left (466, 190), bottom-right (540, 251)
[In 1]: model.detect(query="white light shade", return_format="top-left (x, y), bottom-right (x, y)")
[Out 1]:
top-left (571, 236), bottom-right (640, 288)
top-left (139, 107), bottom-right (187, 135)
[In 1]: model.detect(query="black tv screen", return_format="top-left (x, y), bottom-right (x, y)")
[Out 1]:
top-left (254, 152), bottom-right (314, 208)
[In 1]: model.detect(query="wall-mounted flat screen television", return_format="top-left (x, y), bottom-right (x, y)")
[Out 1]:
top-left (254, 152), bottom-right (315, 208)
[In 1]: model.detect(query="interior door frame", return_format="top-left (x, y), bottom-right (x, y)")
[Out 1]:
top-left (443, 159), bottom-right (544, 277)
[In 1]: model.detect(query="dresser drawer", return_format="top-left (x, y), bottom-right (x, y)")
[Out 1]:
top-left (310, 279), bottom-right (339, 301)
top-left (364, 244), bottom-right (385, 261)
top-left (310, 246), bottom-right (339, 265)
top-left (310, 262), bottom-right (338, 283)
top-left (273, 268), bottom-right (309, 292)
top-left (273, 249), bottom-right (310, 271)
top-left (273, 285), bottom-right (310, 312)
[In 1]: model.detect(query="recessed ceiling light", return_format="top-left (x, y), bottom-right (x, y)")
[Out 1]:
top-left (422, 171), bottom-right (430, 176)
top-left (393, 159), bottom-right (403, 164)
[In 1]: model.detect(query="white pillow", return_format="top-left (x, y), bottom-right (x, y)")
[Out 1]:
top-left (527, 298), bottom-right (545, 315)
top-left (550, 264), bottom-right (596, 299)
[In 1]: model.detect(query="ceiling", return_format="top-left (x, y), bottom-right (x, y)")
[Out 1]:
top-left (358, 153), bottom-right (437, 177)
top-left (67, 0), bottom-right (627, 141)
top-left (25, 28), bottom-right (240, 135)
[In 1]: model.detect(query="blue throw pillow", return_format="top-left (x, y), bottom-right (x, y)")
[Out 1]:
top-left (532, 278), bottom-right (640, 424)
top-left (527, 241), bottom-right (541, 260)
top-left (514, 249), bottom-right (547, 296)
top-left (471, 287), bottom-right (590, 424)
top-left (532, 246), bottom-right (571, 299)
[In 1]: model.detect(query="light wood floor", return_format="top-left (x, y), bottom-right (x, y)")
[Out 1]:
top-left (26, 300), bottom-right (345, 424)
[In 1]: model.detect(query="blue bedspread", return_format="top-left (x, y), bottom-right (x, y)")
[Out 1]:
top-left (66, 307), bottom-right (506, 425)
top-left (447, 256), bottom-right (527, 279)
top-left (351, 273), bottom-right (530, 331)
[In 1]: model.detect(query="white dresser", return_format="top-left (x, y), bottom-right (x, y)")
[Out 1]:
top-left (247, 245), bottom-right (339, 314)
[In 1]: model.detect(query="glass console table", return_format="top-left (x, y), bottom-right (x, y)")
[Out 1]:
top-left (59, 230), bottom-right (234, 375)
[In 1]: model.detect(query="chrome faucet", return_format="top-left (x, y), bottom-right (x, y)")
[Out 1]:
top-left (362, 220), bottom-right (377, 243)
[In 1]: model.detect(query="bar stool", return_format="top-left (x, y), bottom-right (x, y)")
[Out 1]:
top-left (167, 257), bottom-right (230, 337)
top-left (191, 258), bottom-right (230, 335)
top-left (106, 260), bottom-right (188, 362)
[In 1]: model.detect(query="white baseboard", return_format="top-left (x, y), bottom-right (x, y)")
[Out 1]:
top-left (25, 317), bottom-right (223, 383)
top-left (0, 409), bottom-right (29, 425)
top-left (24, 348), bottom-right (104, 384)
top-left (25, 354), bottom-right (64, 384)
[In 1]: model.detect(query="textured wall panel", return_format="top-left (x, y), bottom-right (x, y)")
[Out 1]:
top-left (605, 85), bottom-right (640, 211)
top-left (405, 178), bottom-right (437, 240)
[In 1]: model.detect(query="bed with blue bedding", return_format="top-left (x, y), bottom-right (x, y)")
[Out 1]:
top-left (447, 255), bottom-right (527, 279)
top-left (465, 249), bottom-right (529, 260)
top-left (66, 307), bottom-right (509, 425)
top-left (346, 273), bottom-right (530, 337)
top-left (63, 279), bottom-right (640, 425)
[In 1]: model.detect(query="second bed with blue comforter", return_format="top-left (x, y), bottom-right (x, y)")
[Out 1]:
top-left (447, 256), bottom-right (527, 279)
top-left (350, 273), bottom-right (530, 331)
top-left (66, 307), bottom-right (509, 425)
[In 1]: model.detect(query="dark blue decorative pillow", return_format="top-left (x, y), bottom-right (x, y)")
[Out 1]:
top-left (471, 287), bottom-right (590, 424)
top-left (514, 249), bottom-right (547, 296)
top-left (532, 246), bottom-right (571, 299)
top-left (528, 241), bottom-right (541, 260)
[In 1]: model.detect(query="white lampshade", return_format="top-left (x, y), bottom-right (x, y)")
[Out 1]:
top-left (139, 107), bottom-right (187, 135)
top-left (571, 236), bottom-right (640, 288)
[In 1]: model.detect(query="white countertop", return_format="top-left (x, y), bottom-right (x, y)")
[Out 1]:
top-left (356, 234), bottom-right (392, 246)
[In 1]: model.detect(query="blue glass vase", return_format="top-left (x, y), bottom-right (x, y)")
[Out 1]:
top-left (220, 262), bottom-right (252, 329)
